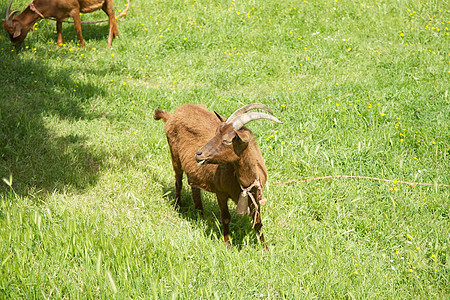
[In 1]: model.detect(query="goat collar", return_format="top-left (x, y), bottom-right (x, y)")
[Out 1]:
top-left (30, 2), bottom-right (45, 19)
top-left (238, 178), bottom-right (266, 229)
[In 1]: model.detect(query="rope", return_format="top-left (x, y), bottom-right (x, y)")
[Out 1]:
top-left (44, 0), bottom-right (130, 24)
top-left (271, 175), bottom-right (450, 188)
top-left (30, 2), bottom-right (44, 18)
top-left (239, 179), bottom-right (264, 229)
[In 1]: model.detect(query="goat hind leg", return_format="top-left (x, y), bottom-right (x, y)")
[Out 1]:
top-left (174, 170), bottom-right (183, 211)
top-left (102, 0), bottom-right (119, 47)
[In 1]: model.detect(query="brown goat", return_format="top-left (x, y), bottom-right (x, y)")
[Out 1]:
top-left (3, 0), bottom-right (118, 47)
top-left (155, 104), bottom-right (282, 247)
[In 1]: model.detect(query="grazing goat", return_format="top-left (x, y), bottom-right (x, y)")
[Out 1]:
top-left (155, 104), bottom-right (282, 247)
top-left (3, 0), bottom-right (118, 47)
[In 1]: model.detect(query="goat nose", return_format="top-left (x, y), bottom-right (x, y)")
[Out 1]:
top-left (196, 151), bottom-right (203, 156)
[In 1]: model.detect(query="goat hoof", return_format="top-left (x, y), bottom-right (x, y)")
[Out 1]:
top-left (224, 235), bottom-right (231, 248)
top-left (225, 241), bottom-right (231, 249)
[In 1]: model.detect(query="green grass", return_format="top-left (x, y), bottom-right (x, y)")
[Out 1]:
top-left (1, 0), bottom-right (449, 298)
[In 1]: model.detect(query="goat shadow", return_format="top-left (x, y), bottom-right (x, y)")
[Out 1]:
top-left (54, 22), bottom-right (114, 44)
top-left (0, 30), bottom-right (118, 197)
top-left (161, 184), bottom-right (262, 249)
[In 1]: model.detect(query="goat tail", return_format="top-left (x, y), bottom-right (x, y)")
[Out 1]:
top-left (154, 109), bottom-right (170, 122)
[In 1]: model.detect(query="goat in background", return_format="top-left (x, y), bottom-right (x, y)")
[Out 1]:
top-left (3, 0), bottom-right (118, 47)
top-left (155, 103), bottom-right (282, 247)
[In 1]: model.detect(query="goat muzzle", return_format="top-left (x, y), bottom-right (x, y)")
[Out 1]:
top-left (5, 0), bottom-right (20, 26)
top-left (195, 151), bottom-right (207, 165)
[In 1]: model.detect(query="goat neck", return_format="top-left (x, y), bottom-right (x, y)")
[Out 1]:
top-left (232, 134), bottom-right (266, 189)
top-left (17, 6), bottom-right (43, 27)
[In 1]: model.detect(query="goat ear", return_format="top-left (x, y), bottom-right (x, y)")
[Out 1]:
top-left (235, 129), bottom-right (251, 144)
top-left (214, 111), bottom-right (226, 122)
top-left (233, 129), bottom-right (250, 155)
top-left (13, 25), bottom-right (21, 38)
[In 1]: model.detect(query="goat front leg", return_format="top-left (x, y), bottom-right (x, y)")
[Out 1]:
top-left (216, 193), bottom-right (231, 247)
top-left (71, 11), bottom-right (85, 48)
top-left (191, 186), bottom-right (203, 216)
top-left (56, 21), bottom-right (63, 46)
top-left (253, 211), bottom-right (268, 250)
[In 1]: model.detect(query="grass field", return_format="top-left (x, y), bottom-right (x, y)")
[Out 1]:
top-left (1, 0), bottom-right (449, 298)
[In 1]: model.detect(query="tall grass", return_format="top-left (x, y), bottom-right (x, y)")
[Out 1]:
top-left (1, 0), bottom-right (448, 298)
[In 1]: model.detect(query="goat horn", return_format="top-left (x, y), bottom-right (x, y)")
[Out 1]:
top-left (5, 0), bottom-right (20, 26)
top-left (5, 0), bottom-right (12, 19)
top-left (231, 112), bottom-right (282, 131)
top-left (226, 103), bottom-right (273, 124)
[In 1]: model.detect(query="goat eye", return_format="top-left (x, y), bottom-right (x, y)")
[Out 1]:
top-left (222, 140), bottom-right (232, 146)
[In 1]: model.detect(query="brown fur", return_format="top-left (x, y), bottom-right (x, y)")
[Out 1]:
top-left (155, 104), bottom-right (268, 246)
top-left (3, 0), bottom-right (118, 47)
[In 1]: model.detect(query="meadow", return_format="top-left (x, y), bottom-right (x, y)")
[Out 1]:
top-left (0, 0), bottom-right (449, 298)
